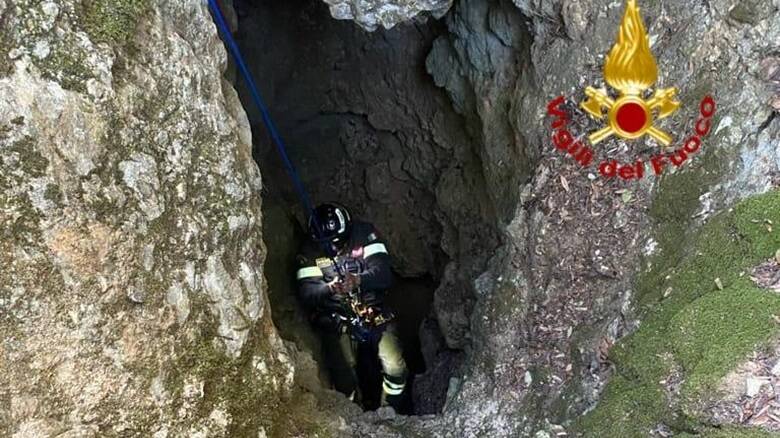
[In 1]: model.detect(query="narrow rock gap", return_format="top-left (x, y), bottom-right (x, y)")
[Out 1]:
top-left (260, 190), bottom-right (441, 414)
top-left (231, 0), bottom-right (481, 415)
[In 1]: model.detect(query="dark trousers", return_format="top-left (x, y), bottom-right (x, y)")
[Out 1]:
top-left (321, 322), bottom-right (407, 406)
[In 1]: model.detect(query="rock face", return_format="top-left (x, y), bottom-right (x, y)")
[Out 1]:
top-left (235, 0), bottom-right (500, 360)
top-left (321, 0), bottom-right (453, 31)
top-left (311, 0), bottom-right (779, 436)
top-left (3, 0), bottom-right (779, 436)
top-left (0, 1), bottom-right (326, 436)
top-left (420, 0), bottom-right (780, 436)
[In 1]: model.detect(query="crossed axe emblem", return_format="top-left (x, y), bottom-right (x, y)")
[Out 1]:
top-left (581, 86), bottom-right (680, 146)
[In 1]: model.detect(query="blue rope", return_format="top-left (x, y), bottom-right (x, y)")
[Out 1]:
top-left (208, 0), bottom-right (338, 259)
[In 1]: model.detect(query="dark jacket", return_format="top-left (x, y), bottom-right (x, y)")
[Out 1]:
top-left (295, 220), bottom-right (394, 331)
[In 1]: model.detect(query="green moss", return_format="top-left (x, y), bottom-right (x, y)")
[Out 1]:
top-left (578, 376), bottom-right (670, 437)
top-left (728, 0), bottom-right (773, 24)
top-left (38, 43), bottom-right (93, 93)
top-left (43, 183), bottom-right (61, 204)
top-left (8, 136), bottom-right (48, 177)
top-left (0, 136), bottom-right (46, 245)
top-left (733, 193), bottom-right (780, 256)
top-left (159, 291), bottom-right (331, 437)
top-left (678, 425), bottom-right (779, 437)
top-left (670, 280), bottom-right (780, 399)
top-left (79, 0), bottom-right (151, 48)
top-left (639, 143), bottom-right (728, 308)
top-left (0, 11), bottom-right (14, 78)
top-left (577, 190), bottom-right (780, 437)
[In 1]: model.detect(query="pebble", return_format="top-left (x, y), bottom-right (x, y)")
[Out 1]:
top-left (771, 360), bottom-right (780, 376)
top-left (33, 40), bottom-right (50, 59)
top-left (612, 210), bottom-right (628, 229)
top-left (745, 377), bottom-right (768, 397)
top-left (127, 288), bottom-right (146, 304)
top-left (375, 406), bottom-right (396, 420)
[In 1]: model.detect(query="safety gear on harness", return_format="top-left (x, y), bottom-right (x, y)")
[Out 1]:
top-left (309, 203), bottom-right (352, 251)
top-left (296, 219), bottom-right (406, 408)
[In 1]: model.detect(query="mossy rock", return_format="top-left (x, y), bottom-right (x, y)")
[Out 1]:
top-left (678, 425), bottom-right (779, 437)
top-left (729, 0), bottom-right (774, 25)
top-left (78, 0), bottom-right (151, 49)
top-left (0, 30), bottom-right (13, 78)
top-left (577, 189), bottom-right (780, 437)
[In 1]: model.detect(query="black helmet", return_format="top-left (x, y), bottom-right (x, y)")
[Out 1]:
top-left (309, 203), bottom-right (352, 248)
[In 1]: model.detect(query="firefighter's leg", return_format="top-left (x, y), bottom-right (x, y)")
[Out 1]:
top-left (377, 323), bottom-right (407, 409)
top-left (322, 330), bottom-right (360, 402)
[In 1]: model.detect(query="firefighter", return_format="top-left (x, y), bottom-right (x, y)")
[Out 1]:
top-left (295, 203), bottom-right (406, 410)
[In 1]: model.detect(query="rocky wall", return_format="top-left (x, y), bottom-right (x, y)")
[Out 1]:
top-left (0, 1), bottom-right (331, 436)
top-left (329, 0), bottom-right (779, 435)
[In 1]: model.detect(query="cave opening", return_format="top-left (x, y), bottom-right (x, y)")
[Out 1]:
top-left (228, 0), bottom-right (477, 415)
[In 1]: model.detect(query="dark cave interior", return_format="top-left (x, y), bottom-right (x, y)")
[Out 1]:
top-left (231, 0), bottom-right (469, 414)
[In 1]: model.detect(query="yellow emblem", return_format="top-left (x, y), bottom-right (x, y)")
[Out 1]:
top-left (580, 0), bottom-right (680, 146)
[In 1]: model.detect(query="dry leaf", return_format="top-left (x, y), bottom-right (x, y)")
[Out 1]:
top-left (715, 277), bottom-right (724, 290)
top-left (755, 404), bottom-right (770, 420)
top-left (598, 338), bottom-right (613, 364)
top-left (560, 175), bottom-right (570, 192)
top-left (775, 249), bottom-right (780, 264)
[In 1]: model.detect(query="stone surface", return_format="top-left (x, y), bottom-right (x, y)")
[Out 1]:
top-left (745, 378), bottom-right (767, 397)
top-left (312, 0), bottom-right (779, 436)
top-left (3, 0), bottom-right (780, 436)
top-left (235, 0), bottom-right (779, 436)
top-left (416, 0), bottom-right (779, 434)
top-left (235, 0), bottom-right (499, 360)
top-left (321, 0), bottom-right (453, 31)
top-left (0, 0), bottom-right (329, 436)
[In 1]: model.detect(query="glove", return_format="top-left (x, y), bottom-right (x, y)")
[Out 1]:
top-left (329, 274), bottom-right (361, 295)
top-left (312, 312), bottom-right (345, 334)
top-left (321, 292), bottom-right (347, 312)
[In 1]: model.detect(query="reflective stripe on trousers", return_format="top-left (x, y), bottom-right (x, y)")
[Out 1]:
top-left (378, 324), bottom-right (406, 395)
top-left (382, 377), bottom-right (405, 395)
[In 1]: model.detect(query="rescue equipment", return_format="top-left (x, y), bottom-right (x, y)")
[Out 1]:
top-left (209, 2), bottom-right (390, 342)
top-left (208, 0), bottom-right (338, 259)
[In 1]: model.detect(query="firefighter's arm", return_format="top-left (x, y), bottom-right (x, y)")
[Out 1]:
top-left (296, 254), bottom-right (345, 311)
top-left (296, 262), bottom-right (331, 309)
top-left (296, 246), bottom-right (338, 307)
top-left (358, 227), bottom-right (394, 290)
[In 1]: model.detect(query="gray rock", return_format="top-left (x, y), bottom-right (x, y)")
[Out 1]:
top-left (4, 0), bottom-right (778, 436)
top-left (745, 377), bottom-right (767, 397)
top-left (0, 1), bottom-right (325, 436)
top-left (322, 0), bottom-right (453, 31)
